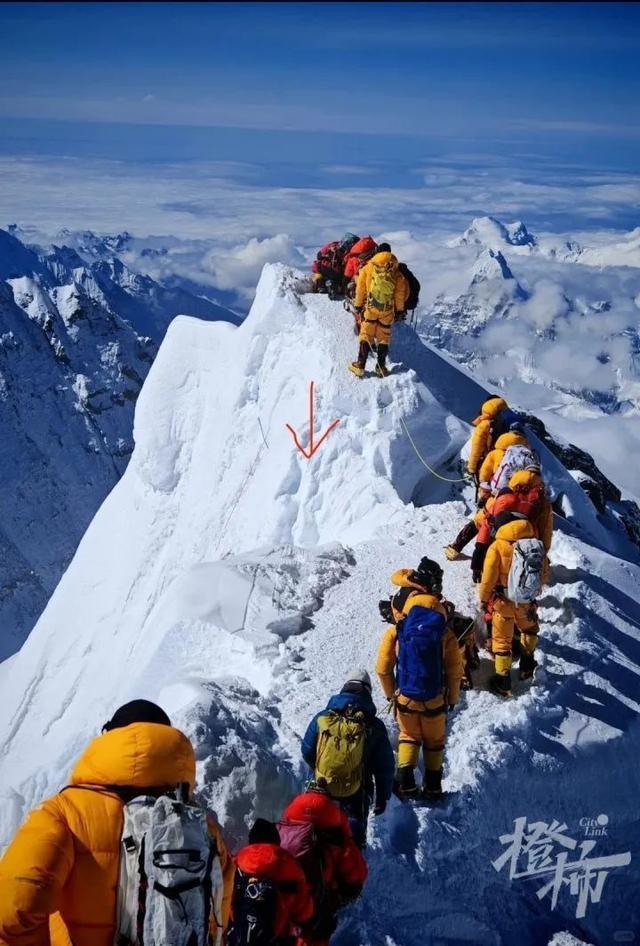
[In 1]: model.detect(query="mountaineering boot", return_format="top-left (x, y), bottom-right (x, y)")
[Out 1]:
top-left (394, 765), bottom-right (420, 800)
top-left (444, 521), bottom-right (479, 561)
top-left (444, 545), bottom-right (461, 561)
top-left (421, 768), bottom-right (444, 801)
top-left (489, 672), bottom-right (512, 698)
top-left (518, 651), bottom-right (537, 681)
top-left (349, 342), bottom-right (369, 378)
top-left (512, 632), bottom-right (522, 660)
top-left (375, 344), bottom-right (390, 378)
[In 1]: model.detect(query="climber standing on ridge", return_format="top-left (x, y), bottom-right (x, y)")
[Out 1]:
top-left (301, 670), bottom-right (395, 848)
top-left (379, 560), bottom-right (478, 689)
top-left (445, 417), bottom-right (533, 562)
top-left (376, 558), bottom-right (464, 800)
top-left (478, 511), bottom-right (547, 696)
top-left (278, 788), bottom-right (367, 946)
top-left (228, 818), bottom-right (314, 946)
top-left (445, 394), bottom-right (518, 561)
top-left (349, 243), bottom-right (408, 379)
top-left (471, 467), bottom-right (554, 584)
top-left (0, 699), bottom-right (235, 946)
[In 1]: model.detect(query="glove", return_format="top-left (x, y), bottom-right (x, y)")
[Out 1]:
top-left (448, 704), bottom-right (457, 713)
top-left (395, 311), bottom-right (407, 321)
top-left (373, 799), bottom-right (387, 816)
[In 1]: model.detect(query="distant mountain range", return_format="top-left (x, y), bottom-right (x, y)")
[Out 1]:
top-left (0, 226), bottom-right (239, 657)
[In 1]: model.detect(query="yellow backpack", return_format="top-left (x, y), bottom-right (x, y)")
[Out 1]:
top-left (367, 259), bottom-right (397, 311)
top-left (314, 709), bottom-right (366, 798)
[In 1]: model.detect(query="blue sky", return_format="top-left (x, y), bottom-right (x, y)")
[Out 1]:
top-left (1, 2), bottom-right (638, 171)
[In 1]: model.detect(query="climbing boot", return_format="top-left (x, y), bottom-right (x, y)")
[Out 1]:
top-left (375, 344), bottom-right (390, 377)
top-left (444, 545), bottom-right (461, 561)
top-left (512, 632), bottom-right (522, 660)
top-left (519, 651), bottom-right (537, 681)
top-left (489, 672), bottom-right (512, 698)
top-left (422, 768), bottom-right (444, 801)
top-left (349, 362), bottom-right (365, 378)
top-left (394, 765), bottom-right (420, 800)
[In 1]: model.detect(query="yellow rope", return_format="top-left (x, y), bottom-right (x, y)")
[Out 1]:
top-left (399, 416), bottom-right (468, 483)
top-left (358, 335), bottom-right (468, 484)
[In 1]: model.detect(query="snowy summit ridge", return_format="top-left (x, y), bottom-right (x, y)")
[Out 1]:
top-left (0, 263), bottom-right (639, 943)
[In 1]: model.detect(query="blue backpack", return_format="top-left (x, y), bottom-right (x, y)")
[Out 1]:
top-left (396, 606), bottom-right (447, 701)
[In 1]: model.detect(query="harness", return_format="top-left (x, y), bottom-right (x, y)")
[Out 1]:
top-left (395, 700), bottom-right (446, 718)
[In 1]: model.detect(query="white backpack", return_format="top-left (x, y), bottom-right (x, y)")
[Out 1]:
top-left (507, 538), bottom-right (545, 603)
top-left (114, 793), bottom-right (224, 946)
top-left (491, 444), bottom-right (540, 494)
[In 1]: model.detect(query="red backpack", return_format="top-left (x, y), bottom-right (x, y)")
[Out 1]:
top-left (344, 237), bottom-right (377, 278)
top-left (312, 241), bottom-right (344, 278)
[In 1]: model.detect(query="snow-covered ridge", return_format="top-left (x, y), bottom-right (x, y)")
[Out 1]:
top-left (1, 265), bottom-right (638, 942)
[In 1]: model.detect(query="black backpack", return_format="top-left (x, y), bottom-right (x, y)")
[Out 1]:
top-left (398, 263), bottom-right (420, 311)
top-left (490, 408), bottom-right (523, 445)
top-left (228, 869), bottom-right (280, 946)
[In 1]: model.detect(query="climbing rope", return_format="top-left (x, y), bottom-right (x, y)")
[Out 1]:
top-left (399, 416), bottom-right (468, 483)
top-left (359, 334), bottom-right (469, 484)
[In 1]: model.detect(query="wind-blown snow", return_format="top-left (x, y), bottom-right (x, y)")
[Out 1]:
top-left (1, 265), bottom-right (638, 944)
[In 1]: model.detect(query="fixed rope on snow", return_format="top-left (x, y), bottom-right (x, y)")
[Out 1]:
top-left (361, 337), bottom-right (469, 484)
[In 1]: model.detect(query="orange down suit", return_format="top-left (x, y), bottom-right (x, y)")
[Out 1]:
top-left (0, 723), bottom-right (234, 946)
top-left (376, 580), bottom-right (463, 772)
top-left (467, 397), bottom-right (508, 476)
top-left (354, 251), bottom-right (408, 347)
top-left (478, 519), bottom-right (542, 673)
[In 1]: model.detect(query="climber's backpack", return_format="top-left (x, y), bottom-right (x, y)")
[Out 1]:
top-left (114, 792), bottom-right (223, 946)
top-left (396, 605), bottom-right (447, 702)
top-left (398, 263), bottom-right (421, 311)
top-left (277, 819), bottom-right (328, 905)
top-left (344, 236), bottom-right (377, 278)
top-left (488, 486), bottom-right (545, 541)
top-left (507, 538), bottom-right (545, 603)
top-left (339, 232), bottom-right (360, 255)
top-left (227, 869), bottom-right (280, 946)
top-left (313, 241), bottom-right (343, 278)
top-left (490, 408), bottom-right (523, 444)
top-left (491, 444), bottom-right (541, 494)
top-left (367, 258), bottom-right (397, 311)
top-left (314, 708), bottom-right (367, 798)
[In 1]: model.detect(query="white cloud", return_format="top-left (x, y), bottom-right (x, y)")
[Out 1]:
top-left (203, 235), bottom-right (306, 299)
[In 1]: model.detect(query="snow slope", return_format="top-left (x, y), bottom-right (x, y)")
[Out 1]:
top-left (1, 265), bottom-right (638, 944)
top-left (0, 228), bottom-right (240, 657)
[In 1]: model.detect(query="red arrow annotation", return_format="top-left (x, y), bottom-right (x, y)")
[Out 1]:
top-left (286, 381), bottom-right (340, 460)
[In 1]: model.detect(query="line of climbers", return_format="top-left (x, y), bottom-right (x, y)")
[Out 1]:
top-left (0, 397), bottom-right (555, 946)
top-left (310, 233), bottom-right (420, 380)
top-left (444, 394), bottom-right (554, 696)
